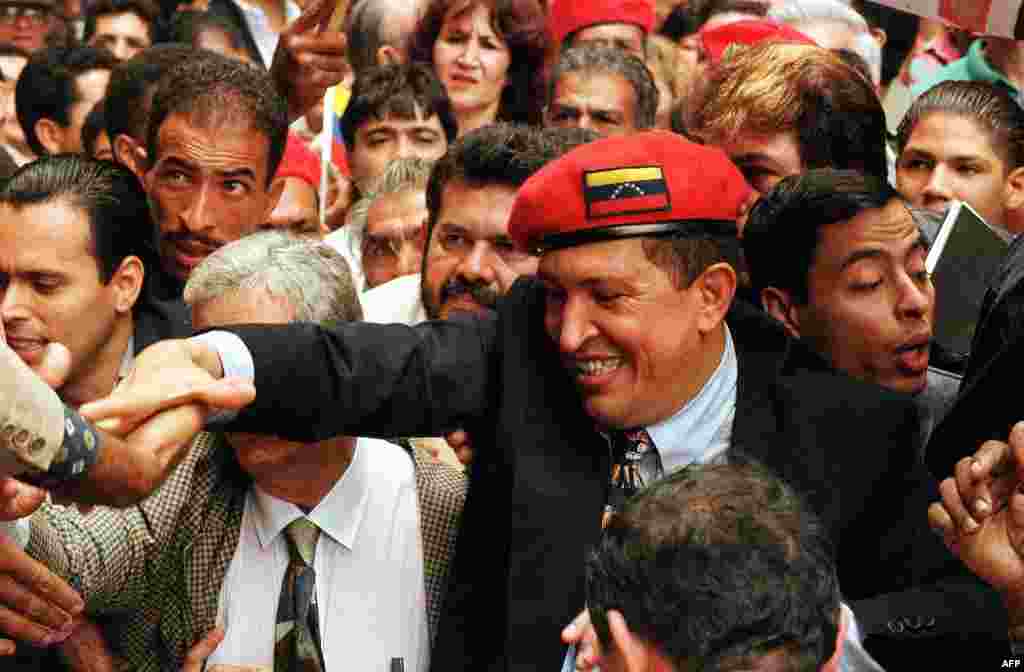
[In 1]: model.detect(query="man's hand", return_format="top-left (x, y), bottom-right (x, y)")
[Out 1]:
top-left (58, 616), bottom-right (117, 672)
top-left (69, 338), bottom-right (254, 506)
top-left (0, 533), bottom-right (83, 655)
top-left (270, 0), bottom-right (349, 123)
top-left (928, 422), bottom-right (1024, 622)
top-left (562, 608), bottom-right (602, 670)
top-left (181, 626), bottom-right (224, 672)
top-left (80, 338), bottom-right (251, 436)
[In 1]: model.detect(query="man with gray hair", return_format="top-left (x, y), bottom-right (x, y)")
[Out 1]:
top-left (544, 45), bottom-right (658, 137)
top-left (345, 0), bottom-right (425, 74)
top-left (331, 157), bottom-right (433, 291)
top-left (769, 0), bottom-right (885, 86)
top-left (17, 231), bottom-right (466, 670)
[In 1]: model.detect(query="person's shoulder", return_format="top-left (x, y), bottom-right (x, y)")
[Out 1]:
top-left (357, 436), bottom-right (416, 485)
top-left (360, 274), bottom-right (425, 325)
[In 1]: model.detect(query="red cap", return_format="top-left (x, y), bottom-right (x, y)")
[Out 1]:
top-left (275, 132), bottom-right (321, 189)
top-left (509, 131), bottom-right (752, 253)
top-left (548, 0), bottom-right (655, 49)
top-left (700, 19), bottom-right (817, 63)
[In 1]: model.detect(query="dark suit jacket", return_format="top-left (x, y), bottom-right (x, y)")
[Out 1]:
top-left (222, 278), bottom-right (999, 671)
top-left (133, 298), bottom-right (191, 352)
top-left (928, 235), bottom-right (1024, 478)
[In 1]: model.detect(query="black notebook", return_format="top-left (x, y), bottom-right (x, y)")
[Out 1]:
top-left (925, 201), bottom-right (1011, 358)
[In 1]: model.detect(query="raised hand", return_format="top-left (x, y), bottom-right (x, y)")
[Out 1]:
top-left (270, 0), bottom-right (350, 123)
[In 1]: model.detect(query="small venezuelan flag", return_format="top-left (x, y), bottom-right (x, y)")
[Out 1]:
top-left (583, 165), bottom-right (670, 219)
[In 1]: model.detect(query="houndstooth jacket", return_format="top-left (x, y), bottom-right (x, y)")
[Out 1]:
top-left (27, 432), bottom-right (466, 671)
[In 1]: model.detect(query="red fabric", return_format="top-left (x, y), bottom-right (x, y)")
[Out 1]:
top-left (275, 132), bottom-right (321, 188)
top-left (699, 19), bottom-right (817, 63)
top-left (548, 0), bottom-right (655, 48)
top-left (509, 130), bottom-right (752, 251)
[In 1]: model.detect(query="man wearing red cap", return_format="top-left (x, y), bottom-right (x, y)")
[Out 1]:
top-left (548, 0), bottom-right (654, 58)
top-left (81, 130), bottom-right (960, 670)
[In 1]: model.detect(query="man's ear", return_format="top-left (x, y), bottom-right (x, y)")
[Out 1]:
top-left (694, 262), bottom-right (737, 334)
top-left (870, 27), bottom-right (887, 48)
top-left (109, 255), bottom-right (145, 314)
top-left (263, 176), bottom-right (286, 225)
top-left (1004, 166), bottom-right (1024, 215)
top-left (377, 44), bottom-right (403, 66)
top-left (34, 118), bottom-right (66, 155)
top-left (761, 286), bottom-right (802, 338)
top-left (113, 134), bottom-right (148, 180)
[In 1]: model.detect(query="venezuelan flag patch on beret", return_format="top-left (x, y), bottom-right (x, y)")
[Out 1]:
top-left (583, 166), bottom-right (671, 219)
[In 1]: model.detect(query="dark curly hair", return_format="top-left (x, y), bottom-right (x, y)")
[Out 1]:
top-left (586, 459), bottom-right (840, 672)
top-left (408, 0), bottom-right (547, 126)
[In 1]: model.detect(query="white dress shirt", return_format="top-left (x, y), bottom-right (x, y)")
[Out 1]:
top-left (359, 274), bottom-right (429, 326)
top-left (207, 437), bottom-right (429, 671)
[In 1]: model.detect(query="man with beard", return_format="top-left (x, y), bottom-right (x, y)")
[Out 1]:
top-left (361, 123), bottom-right (598, 325)
top-left (142, 51), bottom-right (287, 300)
top-left (360, 123), bottom-right (598, 464)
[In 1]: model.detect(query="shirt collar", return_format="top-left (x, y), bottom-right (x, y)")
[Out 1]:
top-left (118, 334), bottom-right (134, 381)
top-left (646, 324), bottom-right (738, 468)
top-left (967, 40), bottom-right (1019, 92)
top-left (250, 438), bottom-right (369, 552)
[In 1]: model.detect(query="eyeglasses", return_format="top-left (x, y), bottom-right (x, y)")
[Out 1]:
top-left (0, 5), bottom-right (51, 24)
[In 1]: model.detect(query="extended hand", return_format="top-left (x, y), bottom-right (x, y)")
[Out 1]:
top-left (928, 422), bottom-right (1024, 605)
top-left (0, 532), bottom-right (83, 655)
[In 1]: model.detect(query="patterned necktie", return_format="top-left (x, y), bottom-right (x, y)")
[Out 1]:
top-left (275, 517), bottom-right (325, 672)
top-left (603, 428), bottom-right (663, 528)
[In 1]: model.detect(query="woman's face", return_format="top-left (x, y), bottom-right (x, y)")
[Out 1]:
top-left (432, 1), bottom-right (510, 125)
top-left (896, 112), bottom-right (1013, 233)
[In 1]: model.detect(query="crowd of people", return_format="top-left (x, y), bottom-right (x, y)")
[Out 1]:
top-left (0, 0), bottom-right (1023, 670)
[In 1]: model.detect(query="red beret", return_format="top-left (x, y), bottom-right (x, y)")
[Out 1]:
top-left (548, 0), bottom-right (655, 49)
top-left (700, 19), bottom-right (817, 63)
top-left (509, 131), bottom-right (752, 253)
top-left (274, 132), bottom-right (321, 189)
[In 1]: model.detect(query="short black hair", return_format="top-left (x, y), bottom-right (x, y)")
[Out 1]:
top-left (547, 44), bottom-right (659, 130)
top-left (166, 10), bottom-right (248, 54)
top-left (16, 46), bottom-right (117, 157)
top-left (586, 459), bottom-right (839, 672)
top-left (81, 101), bottom-right (107, 157)
top-left (424, 123), bottom-right (598, 243)
top-left (0, 41), bottom-right (29, 64)
top-left (83, 0), bottom-right (159, 44)
top-left (103, 42), bottom-right (194, 147)
top-left (341, 62), bottom-right (458, 150)
top-left (147, 50), bottom-right (289, 184)
top-left (0, 155), bottom-right (160, 299)
top-left (743, 169), bottom-right (901, 303)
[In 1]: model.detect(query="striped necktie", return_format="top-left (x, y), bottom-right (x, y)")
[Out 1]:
top-left (275, 517), bottom-right (325, 672)
top-left (604, 428), bottom-right (663, 527)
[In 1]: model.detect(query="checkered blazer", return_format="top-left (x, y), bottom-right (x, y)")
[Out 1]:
top-left (27, 432), bottom-right (466, 670)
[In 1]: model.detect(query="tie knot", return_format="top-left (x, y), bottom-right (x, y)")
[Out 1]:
top-left (285, 517), bottom-right (320, 566)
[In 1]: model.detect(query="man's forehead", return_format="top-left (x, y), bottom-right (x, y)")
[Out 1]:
top-left (822, 199), bottom-right (922, 256)
top-left (435, 180), bottom-right (517, 235)
top-left (360, 107), bottom-right (442, 134)
top-left (155, 112), bottom-right (270, 175)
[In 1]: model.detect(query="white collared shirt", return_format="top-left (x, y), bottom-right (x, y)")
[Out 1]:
top-left (208, 437), bottom-right (429, 671)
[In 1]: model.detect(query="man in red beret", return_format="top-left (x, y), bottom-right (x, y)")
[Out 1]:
top-left (81, 131), bottom-right (960, 671)
top-left (548, 0), bottom-right (654, 58)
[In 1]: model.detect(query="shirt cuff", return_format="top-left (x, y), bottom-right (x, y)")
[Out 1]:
top-left (0, 518), bottom-right (30, 549)
top-left (190, 331), bottom-right (255, 426)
